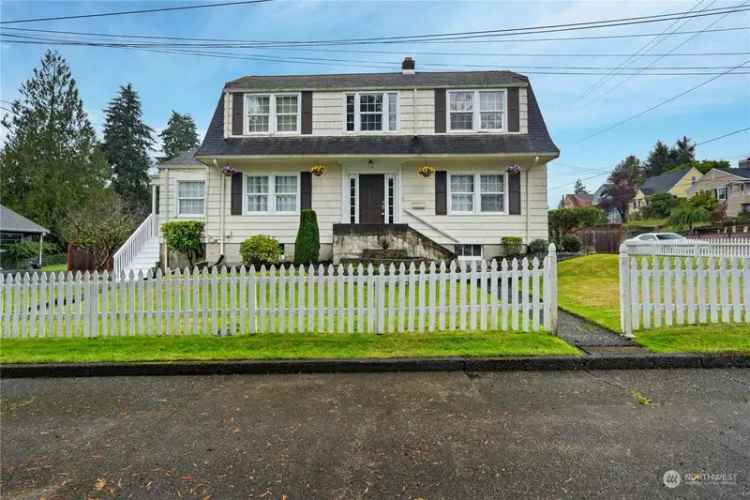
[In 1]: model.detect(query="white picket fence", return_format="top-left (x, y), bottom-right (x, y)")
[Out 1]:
top-left (624, 237), bottom-right (750, 258)
top-left (619, 242), bottom-right (750, 336)
top-left (0, 245), bottom-right (558, 338)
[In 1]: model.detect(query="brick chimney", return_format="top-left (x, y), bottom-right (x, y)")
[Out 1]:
top-left (401, 57), bottom-right (415, 75)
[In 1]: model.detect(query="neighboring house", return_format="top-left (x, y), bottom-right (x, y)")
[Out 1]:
top-left (592, 184), bottom-right (623, 224)
top-left (739, 158), bottom-right (749, 170)
top-left (688, 167), bottom-right (750, 217)
top-left (0, 204), bottom-right (50, 269)
top-left (558, 193), bottom-right (593, 209)
top-left (142, 58), bottom-right (559, 271)
top-left (629, 167), bottom-right (703, 216)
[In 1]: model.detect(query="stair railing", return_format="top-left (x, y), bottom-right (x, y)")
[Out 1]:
top-left (113, 214), bottom-right (157, 279)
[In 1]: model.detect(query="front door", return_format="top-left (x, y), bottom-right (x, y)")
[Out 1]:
top-left (359, 174), bottom-right (385, 224)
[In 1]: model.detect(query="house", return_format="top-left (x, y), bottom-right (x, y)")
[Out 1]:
top-left (558, 192), bottom-right (593, 209)
top-left (688, 167), bottom-right (750, 217)
top-left (0, 204), bottom-right (50, 269)
top-left (139, 58), bottom-right (559, 273)
top-left (591, 184), bottom-right (623, 224)
top-left (628, 167), bottom-right (702, 216)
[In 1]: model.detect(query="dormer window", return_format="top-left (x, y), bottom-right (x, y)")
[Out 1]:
top-left (245, 93), bottom-right (300, 134)
top-left (447, 90), bottom-right (506, 132)
top-left (345, 92), bottom-right (399, 132)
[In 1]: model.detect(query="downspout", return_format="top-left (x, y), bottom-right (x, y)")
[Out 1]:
top-left (525, 156), bottom-right (539, 243)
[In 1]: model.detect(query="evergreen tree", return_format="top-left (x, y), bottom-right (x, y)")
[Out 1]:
top-left (645, 140), bottom-right (673, 177)
top-left (0, 50), bottom-right (107, 240)
top-left (573, 179), bottom-right (589, 195)
top-left (159, 111), bottom-right (199, 160)
top-left (102, 83), bottom-right (154, 217)
top-left (670, 135), bottom-right (696, 166)
top-left (601, 156), bottom-right (644, 222)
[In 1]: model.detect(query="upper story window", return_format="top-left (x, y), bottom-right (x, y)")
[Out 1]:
top-left (345, 92), bottom-right (398, 132)
top-left (245, 93), bottom-right (300, 134)
top-left (246, 174), bottom-right (299, 214)
top-left (177, 181), bottom-right (205, 216)
top-left (447, 90), bottom-right (506, 132)
top-left (448, 173), bottom-right (506, 215)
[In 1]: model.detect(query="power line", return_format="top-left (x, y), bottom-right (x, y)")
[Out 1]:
top-left (2, 6), bottom-right (749, 47)
top-left (577, 58), bottom-right (750, 143)
top-left (696, 126), bottom-right (750, 146)
top-left (0, 0), bottom-right (272, 25)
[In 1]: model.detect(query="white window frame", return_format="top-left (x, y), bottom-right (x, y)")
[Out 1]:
top-left (243, 173), bottom-right (301, 215)
top-left (243, 93), bottom-right (301, 136)
top-left (446, 89), bottom-right (507, 133)
top-left (343, 92), bottom-right (399, 133)
top-left (447, 172), bottom-right (508, 215)
top-left (176, 180), bottom-right (206, 217)
top-left (455, 244), bottom-right (483, 261)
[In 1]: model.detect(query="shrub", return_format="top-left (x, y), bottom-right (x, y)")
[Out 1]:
top-left (501, 236), bottom-right (523, 256)
top-left (527, 239), bottom-right (548, 255)
top-left (548, 207), bottom-right (604, 243)
top-left (642, 193), bottom-right (679, 219)
top-left (735, 212), bottom-right (750, 225)
top-left (162, 220), bottom-right (204, 267)
top-left (240, 235), bottom-right (282, 267)
top-left (560, 234), bottom-right (582, 253)
top-left (4, 240), bottom-right (58, 260)
top-left (294, 209), bottom-right (320, 265)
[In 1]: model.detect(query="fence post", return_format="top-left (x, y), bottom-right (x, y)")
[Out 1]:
top-left (619, 243), bottom-right (633, 337)
top-left (548, 244), bottom-right (558, 334)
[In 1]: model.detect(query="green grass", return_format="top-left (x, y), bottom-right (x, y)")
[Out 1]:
top-left (558, 254), bottom-right (750, 354)
top-left (558, 254), bottom-right (621, 332)
top-left (0, 332), bottom-right (580, 364)
top-left (41, 264), bottom-right (67, 272)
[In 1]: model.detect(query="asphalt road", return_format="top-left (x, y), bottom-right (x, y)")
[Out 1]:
top-left (2, 369), bottom-right (749, 499)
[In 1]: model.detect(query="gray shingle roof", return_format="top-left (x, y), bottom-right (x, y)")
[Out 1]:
top-left (158, 148), bottom-right (203, 167)
top-left (226, 70), bottom-right (529, 91)
top-left (197, 75), bottom-right (558, 157)
top-left (726, 168), bottom-right (750, 179)
top-left (640, 168), bottom-right (695, 195)
top-left (0, 205), bottom-right (49, 234)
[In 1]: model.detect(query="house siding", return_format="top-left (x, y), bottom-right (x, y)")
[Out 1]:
top-left (226, 87), bottom-right (525, 137)
top-left (667, 167), bottom-right (702, 198)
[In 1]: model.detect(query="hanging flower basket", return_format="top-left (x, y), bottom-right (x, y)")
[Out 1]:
top-left (311, 163), bottom-right (327, 176)
top-left (222, 165), bottom-right (240, 177)
top-left (506, 164), bottom-right (522, 175)
top-left (417, 164), bottom-right (435, 178)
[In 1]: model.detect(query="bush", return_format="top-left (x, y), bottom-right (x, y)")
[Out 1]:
top-left (162, 221), bottom-right (204, 267)
top-left (501, 236), bottom-right (523, 256)
top-left (4, 240), bottom-right (58, 260)
top-left (642, 193), bottom-right (679, 219)
top-left (240, 235), bottom-right (282, 267)
top-left (527, 239), bottom-right (548, 255)
top-left (294, 209), bottom-right (320, 265)
top-left (548, 207), bottom-right (604, 243)
top-left (735, 212), bottom-right (750, 225)
top-left (560, 234), bottom-right (582, 253)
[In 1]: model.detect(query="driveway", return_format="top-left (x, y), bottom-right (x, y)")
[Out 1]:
top-left (2, 369), bottom-right (749, 499)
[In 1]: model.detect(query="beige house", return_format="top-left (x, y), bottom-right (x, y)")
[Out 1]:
top-left (688, 167), bottom-right (750, 217)
top-left (132, 59), bottom-right (560, 274)
top-left (629, 167), bottom-right (703, 216)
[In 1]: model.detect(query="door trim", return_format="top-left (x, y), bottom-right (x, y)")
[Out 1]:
top-left (340, 166), bottom-right (401, 224)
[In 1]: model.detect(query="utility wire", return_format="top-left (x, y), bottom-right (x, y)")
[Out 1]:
top-left (2, 6), bottom-right (749, 47)
top-left (0, 0), bottom-right (273, 25)
top-left (696, 127), bottom-right (750, 146)
top-left (577, 58), bottom-right (750, 143)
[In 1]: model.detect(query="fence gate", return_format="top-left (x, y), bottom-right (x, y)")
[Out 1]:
top-left (619, 239), bottom-right (750, 337)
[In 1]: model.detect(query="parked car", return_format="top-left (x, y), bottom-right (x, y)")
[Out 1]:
top-left (624, 232), bottom-right (708, 245)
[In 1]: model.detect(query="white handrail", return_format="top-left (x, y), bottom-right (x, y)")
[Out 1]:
top-left (402, 208), bottom-right (460, 244)
top-left (112, 214), bottom-right (157, 278)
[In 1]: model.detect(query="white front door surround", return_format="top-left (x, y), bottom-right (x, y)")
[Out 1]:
top-left (340, 162), bottom-right (401, 225)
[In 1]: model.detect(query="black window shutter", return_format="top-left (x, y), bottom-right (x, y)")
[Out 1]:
top-left (154, 186), bottom-right (160, 215)
top-left (509, 172), bottom-right (521, 215)
top-left (230, 172), bottom-right (243, 215)
top-left (232, 93), bottom-right (244, 135)
top-left (300, 171), bottom-right (312, 209)
top-left (434, 89), bottom-right (446, 133)
top-left (301, 91), bottom-right (313, 134)
top-left (435, 170), bottom-right (447, 215)
top-left (508, 88), bottom-right (520, 132)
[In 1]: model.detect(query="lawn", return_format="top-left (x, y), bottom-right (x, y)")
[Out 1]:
top-left (558, 254), bottom-right (750, 354)
top-left (0, 332), bottom-right (580, 364)
top-left (41, 263), bottom-right (67, 272)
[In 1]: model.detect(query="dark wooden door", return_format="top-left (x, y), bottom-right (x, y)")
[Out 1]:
top-left (359, 174), bottom-right (385, 224)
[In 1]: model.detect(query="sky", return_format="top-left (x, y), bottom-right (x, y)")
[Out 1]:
top-left (1, 0), bottom-right (749, 207)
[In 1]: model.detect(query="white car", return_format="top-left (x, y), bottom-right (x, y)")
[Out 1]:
top-left (624, 232), bottom-right (708, 245)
